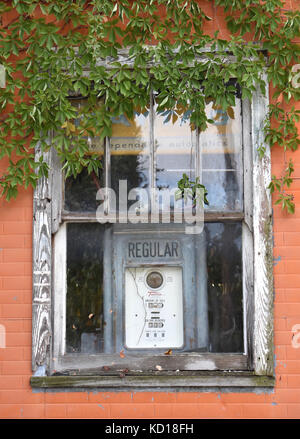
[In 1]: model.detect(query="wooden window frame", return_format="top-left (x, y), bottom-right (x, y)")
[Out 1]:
top-left (30, 68), bottom-right (275, 390)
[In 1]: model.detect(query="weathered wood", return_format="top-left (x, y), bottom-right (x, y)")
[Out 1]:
top-left (242, 98), bottom-right (253, 233)
top-left (32, 145), bottom-right (52, 372)
top-left (86, 48), bottom-right (246, 70)
top-left (243, 222), bottom-right (254, 368)
top-left (52, 223), bottom-right (67, 361)
top-left (50, 144), bottom-right (63, 234)
top-left (242, 98), bottom-right (255, 367)
top-left (251, 78), bottom-right (274, 376)
top-left (52, 353), bottom-right (248, 373)
top-left (61, 211), bottom-right (245, 223)
top-left (30, 373), bottom-right (275, 390)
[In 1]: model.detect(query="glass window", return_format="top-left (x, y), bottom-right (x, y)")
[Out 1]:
top-left (206, 222), bottom-right (243, 353)
top-left (61, 90), bottom-right (246, 360)
top-left (66, 223), bottom-right (105, 353)
top-left (64, 98), bottom-right (105, 212)
top-left (64, 222), bottom-right (244, 355)
top-left (63, 93), bottom-right (242, 214)
top-left (154, 109), bottom-right (196, 191)
top-left (110, 111), bottom-right (151, 210)
top-left (201, 101), bottom-right (243, 211)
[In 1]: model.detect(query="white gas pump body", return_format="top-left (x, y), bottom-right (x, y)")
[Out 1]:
top-left (125, 266), bottom-right (184, 349)
top-left (101, 224), bottom-right (208, 355)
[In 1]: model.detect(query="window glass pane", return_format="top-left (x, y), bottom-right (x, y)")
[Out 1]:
top-left (205, 222), bottom-right (243, 353)
top-left (201, 101), bottom-right (243, 211)
top-left (65, 168), bottom-right (104, 212)
top-left (66, 223), bottom-right (104, 353)
top-left (64, 98), bottom-right (104, 212)
top-left (154, 107), bottom-right (196, 210)
top-left (65, 222), bottom-right (243, 355)
top-left (110, 112), bottom-right (150, 210)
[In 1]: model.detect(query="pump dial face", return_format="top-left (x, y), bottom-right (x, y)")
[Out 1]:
top-left (146, 271), bottom-right (163, 289)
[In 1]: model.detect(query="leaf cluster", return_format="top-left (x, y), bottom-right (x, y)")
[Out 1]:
top-left (0, 0), bottom-right (299, 213)
top-left (176, 173), bottom-right (209, 207)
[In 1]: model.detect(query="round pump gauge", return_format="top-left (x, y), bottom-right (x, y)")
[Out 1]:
top-left (146, 271), bottom-right (164, 289)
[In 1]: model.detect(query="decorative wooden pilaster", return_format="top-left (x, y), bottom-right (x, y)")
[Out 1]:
top-left (32, 145), bottom-right (62, 374)
top-left (32, 145), bottom-right (52, 373)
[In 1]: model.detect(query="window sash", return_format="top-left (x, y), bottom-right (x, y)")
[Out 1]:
top-left (63, 93), bottom-right (244, 218)
top-left (53, 98), bottom-right (251, 372)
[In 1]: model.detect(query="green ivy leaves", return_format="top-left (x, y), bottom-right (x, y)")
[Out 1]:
top-left (176, 173), bottom-right (209, 208)
top-left (0, 0), bottom-right (299, 214)
top-left (268, 159), bottom-right (295, 214)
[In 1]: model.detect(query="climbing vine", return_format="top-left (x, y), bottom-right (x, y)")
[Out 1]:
top-left (0, 0), bottom-right (299, 213)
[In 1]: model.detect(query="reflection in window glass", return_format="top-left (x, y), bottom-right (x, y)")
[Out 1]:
top-left (110, 112), bottom-right (150, 210)
top-left (66, 223), bottom-right (105, 353)
top-left (64, 98), bottom-right (105, 212)
top-left (154, 108), bottom-right (195, 210)
top-left (201, 101), bottom-right (243, 211)
top-left (64, 97), bottom-right (244, 214)
top-left (205, 222), bottom-right (243, 353)
top-left (65, 168), bottom-right (104, 212)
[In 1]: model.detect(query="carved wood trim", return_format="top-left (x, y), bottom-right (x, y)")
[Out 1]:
top-left (32, 145), bottom-right (52, 372)
top-left (32, 143), bottom-right (63, 373)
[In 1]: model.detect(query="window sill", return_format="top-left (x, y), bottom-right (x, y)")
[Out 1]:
top-left (30, 371), bottom-right (275, 392)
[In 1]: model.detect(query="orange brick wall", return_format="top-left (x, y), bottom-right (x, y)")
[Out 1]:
top-left (1, 0), bottom-right (300, 420)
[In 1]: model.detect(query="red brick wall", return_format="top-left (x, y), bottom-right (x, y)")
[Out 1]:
top-left (0, 0), bottom-right (300, 420)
